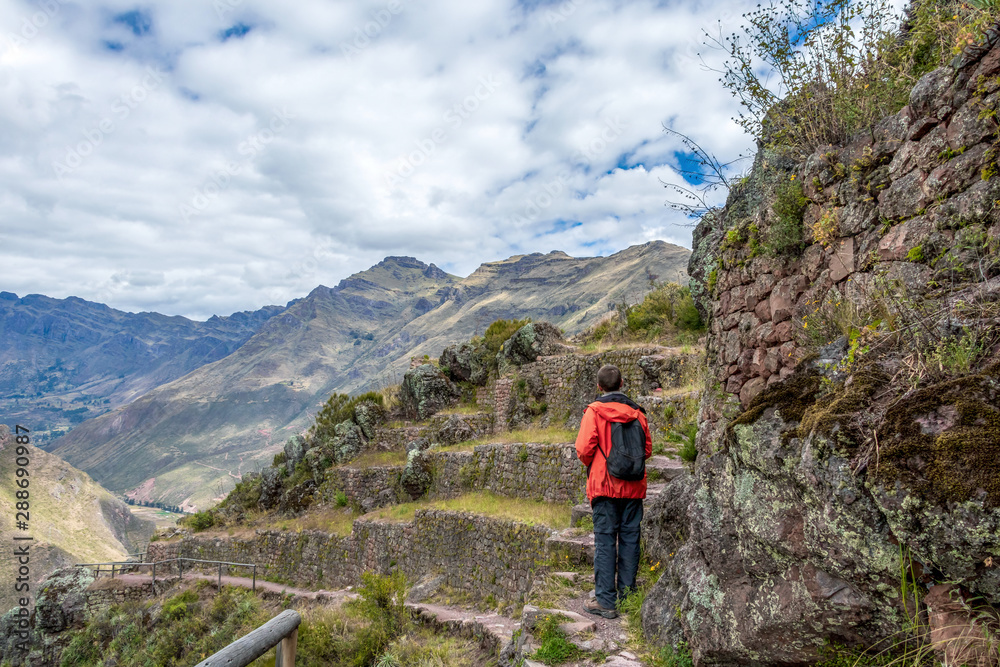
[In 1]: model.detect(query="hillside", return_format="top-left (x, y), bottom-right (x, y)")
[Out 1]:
top-left (49, 243), bottom-right (689, 510)
top-left (0, 424), bottom-right (154, 615)
top-left (0, 292), bottom-right (283, 444)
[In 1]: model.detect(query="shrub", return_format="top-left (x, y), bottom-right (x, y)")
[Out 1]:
top-left (769, 179), bottom-right (808, 255)
top-left (349, 571), bottom-right (410, 665)
top-left (162, 590), bottom-right (198, 621)
top-left (185, 510), bottom-right (215, 532)
top-left (313, 391), bottom-right (385, 441)
top-left (335, 491), bottom-right (349, 507)
top-left (713, 0), bottom-right (913, 154)
top-left (811, 208), bottom-right (839, 247)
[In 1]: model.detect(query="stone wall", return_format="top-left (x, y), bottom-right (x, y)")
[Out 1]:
top-left (320, 442), bottom-right (589, 511)
top-left (373, 412), bottom-right (494, 450)
top-left (487, 347), bottom-right (698, 431)
top-left (695, 53), bottom-right (1000, 409)
top-left (82, 579), bottom-right (174, 615)
top-left (643, 41), bottom-right (1000, 666)
top-left (149, 510), bottom-right (551, 603)
top-left (427, 443), bottom-right (587, 504)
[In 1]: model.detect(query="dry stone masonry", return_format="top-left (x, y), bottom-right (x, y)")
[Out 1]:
top-left (149, 511), bottom-right (551, 605)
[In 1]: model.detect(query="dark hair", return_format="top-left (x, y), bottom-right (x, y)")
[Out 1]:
top-left (597, 365), bottom-right (622, 392)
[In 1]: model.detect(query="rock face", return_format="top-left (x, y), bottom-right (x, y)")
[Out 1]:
top-left (399, 364), bottom-right (460, 420)
top-left (497, 322), bottom-right (569, 367)
top-left (642, 45), bottom-right (1000, 666)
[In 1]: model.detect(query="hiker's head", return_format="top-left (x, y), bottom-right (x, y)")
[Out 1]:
top-left (597, 365), bottom-right (622, 392)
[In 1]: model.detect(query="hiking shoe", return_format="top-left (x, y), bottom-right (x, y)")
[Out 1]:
top-left (584, 600), bottom-right (619, 619)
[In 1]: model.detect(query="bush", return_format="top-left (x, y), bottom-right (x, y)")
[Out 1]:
top-left (714, 1), bottom-right (1000, 154)
top-left (583, 282), bottom-right (704, 346)
top-left (162, 590), bottom-right (198, 621)
top-left (335, 491), bottom-right (349, 507)
top-left (349, 571), bottom-right (410, 665)
top-left (313, 391), bottom-right (384, 442)
top-left (185, 510), bottom-right (215, 532)
top-left (769, 179), bottom-right (807, 255)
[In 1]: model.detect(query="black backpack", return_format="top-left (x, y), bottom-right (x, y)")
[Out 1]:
top-left (594, 394), bottom-right (647, 481)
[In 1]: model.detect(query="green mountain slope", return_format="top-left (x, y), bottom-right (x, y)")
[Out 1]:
top-left (0, 424), bottom-right (154, 615)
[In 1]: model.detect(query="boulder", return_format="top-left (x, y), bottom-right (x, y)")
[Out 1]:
top-left (440, 342), bottom-right (489, 385)
top-left (282, 435), bottom-right (309, 470)
top-left (399, 364), bottom-right (460, 420)
top-left (400, 449), bottom-right (433, 499)
top-left (496, 322), bottom-right (568, 367)
top-left (353, 401), bottom-right (386, 440)
top-left (437, 414), bottom-right (475, 445)
top-left (331, 421), bottom-right (366, 463)
top-left (405, 437), bottom-right (432, 454)
top-left (258, 466), bottom-right (284, 510)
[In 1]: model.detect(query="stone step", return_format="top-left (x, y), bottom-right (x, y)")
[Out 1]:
top-left (406, 601), bottom-right (519, 657)
top-left (647, 455), bottom-right (687, 483)
top-left (546, 530), bottom-right (595, 566)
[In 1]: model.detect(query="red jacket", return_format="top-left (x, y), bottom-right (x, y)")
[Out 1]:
top-left (575, 394), bottom-right (653, 501)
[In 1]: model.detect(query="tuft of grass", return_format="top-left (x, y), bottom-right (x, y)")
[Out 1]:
top-left (666, 424), bottom-right (698, 464)
top-left (367, 491), bottom-right (572, 529)
top-left (531, 614), bottom-right (581, 665)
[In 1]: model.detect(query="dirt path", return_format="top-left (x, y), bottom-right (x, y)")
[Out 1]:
top-left (112, 571), bottom-right (356, 603)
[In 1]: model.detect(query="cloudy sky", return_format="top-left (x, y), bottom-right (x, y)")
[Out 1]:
top-left (0, 0), bottom-right (757, 319)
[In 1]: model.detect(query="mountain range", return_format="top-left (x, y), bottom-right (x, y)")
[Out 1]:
top-left (0, 292), bottom-right (283, 444)
top-left (9, 241), bottom-right (689, 510)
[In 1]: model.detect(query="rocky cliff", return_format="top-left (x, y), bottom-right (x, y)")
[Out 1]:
top-left (642, 40), bottom-right (1000, 665)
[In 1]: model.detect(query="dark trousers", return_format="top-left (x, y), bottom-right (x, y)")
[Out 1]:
top-left (591, 496), bottom-right (643, 609)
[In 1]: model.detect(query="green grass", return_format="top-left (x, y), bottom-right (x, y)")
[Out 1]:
top-left (367, 491), bottom-right (572, 529)
top-left (58, 575), bottom-right (485, 667)
top-left (276, 507), bottom-right (360, 537)
top-left (434, 427), bottom-right (578, 453)
top-left (435, 403), bottom-right (485, 416)
top-left (339, 450), bottom-right (408, 468)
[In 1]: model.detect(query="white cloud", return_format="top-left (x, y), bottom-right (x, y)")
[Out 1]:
top-left (0, 0), bottom-right (757, 319)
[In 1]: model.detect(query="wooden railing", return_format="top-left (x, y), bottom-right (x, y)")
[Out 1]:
top-left (75, 557), bottom-right (258, 591)
top-left (193, 609), bottom-right (300, 667)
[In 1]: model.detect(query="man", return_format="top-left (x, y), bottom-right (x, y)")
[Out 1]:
top-left (575, 364), bottom-right (652, 619)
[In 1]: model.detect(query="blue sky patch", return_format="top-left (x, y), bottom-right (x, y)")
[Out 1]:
top-left (114, 9), bottom-right (153, 37)
top-left (537, 219), bottom-right (583, 237)
top-left (672, 150), bottom-right (707, 186)
top-left (221, 23), bottom-right (253, 41)
top-left (103, 40), bottom-right (124, 52)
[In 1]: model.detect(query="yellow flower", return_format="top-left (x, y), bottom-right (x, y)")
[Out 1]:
top-left (790, 175), bottom-right (796, 180)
